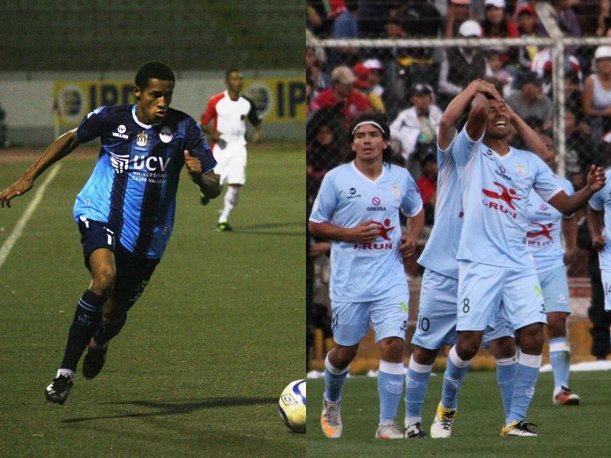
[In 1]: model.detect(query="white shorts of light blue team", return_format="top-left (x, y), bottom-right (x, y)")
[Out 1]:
top-left (331, 294), bottom-right (409, 346)
top-left (600, 268), bottom-right (611, 312)
top-left (412, 269), bottom-right (513, 351)
top-left (537, 264), bottom-right (571, 314)
top-left (457, 260), bottom-right (547, 332)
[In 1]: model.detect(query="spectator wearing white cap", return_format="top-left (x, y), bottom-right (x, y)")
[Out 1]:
top-left (583, 46), bottom-right (611, 140)
top-left (444, 0), bottom-right (474, 38)
top-left (363, 59), bottom-right (386, 100)
top-left (480, 0), bottom-right (519, 68)
top-left (438, 20), bottom-right (487, 103)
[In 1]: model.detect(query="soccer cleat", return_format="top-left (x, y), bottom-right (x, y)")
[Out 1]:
top-left (553, 386), bottom-right (580, 405)
top-left (82, 339), bottom-right (108, 379)
top-left (404, 421), bottom-right (427, 438)
top-left (375, 423), bottom-right (404, 439)
top-left (500, 421), bottom-right (538, 437)
top-left (217, 222), bottom-right (233, 232)
top-left (430, 402), bottom-right (456, 438)
top-left (200, 195), bottom-right (210, 206)
top-left (320, 399), bottom-right (342, 439)
top-left (45, 374), bottom-right (73, 405)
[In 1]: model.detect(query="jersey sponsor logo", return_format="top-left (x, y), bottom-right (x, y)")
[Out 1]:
top-left (526, 222), bottom-right (554, 246)
top-left (367, 196), bottom-right (387, 211)
top-left (133, 155), bottom-right (171, 172)
top-left (117, 124), bottom-right (126, 134)
top-left (494, 165), bottom-right (512, 181)
top-left (483, 148), bottom-right (494, 160)
top-left (353, 218), bottom-right (395, 250)
top-left (346, 187), bottom-right (361, 199)
top-left (482, 182), bottom-right (521, 210)
top-left (159, 126), bottom-right (173, 143)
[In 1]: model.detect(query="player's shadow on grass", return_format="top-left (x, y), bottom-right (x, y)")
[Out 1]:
top-left (231, 221), bottom-right (303, 237)
top-left (62, 396), bottom-right (276, 423)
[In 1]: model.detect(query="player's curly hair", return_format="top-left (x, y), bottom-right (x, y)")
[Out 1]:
top-left (345, 112), bottom-right (395, 164)
top-left (135, 62), bottom-right (175, 89)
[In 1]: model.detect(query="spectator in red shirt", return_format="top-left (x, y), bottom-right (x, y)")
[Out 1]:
top-left (312, 66), bottom-right (371, 127)
top-left (416, 152), bottom-right (438, 226)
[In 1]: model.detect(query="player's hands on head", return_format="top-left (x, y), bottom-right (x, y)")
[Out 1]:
top-left (472, 79), bottom-right (503, 103)
top-left (399, 236), bottom-right (417, 258)
top-left (592, 234), bottom-right (606, 252)
top-left (350, 220), bottom-right (381, 244)
top-left (0, 178), bottom-right (33, 208)
top-left (586, 164), bottom-right (606, 193)
top-left (183, 150), bottom-right (203, 177)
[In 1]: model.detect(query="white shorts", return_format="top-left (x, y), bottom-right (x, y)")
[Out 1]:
top-left (331, 294), bottom-right (409, 346)
top-left (412, 269), bottom-right (513, 351)
top-left (213, 142), bottom-right (247, 185)
top-left (457, 260), bottom-right (547, 332)
top-left (537, 264), bottom-right (571, 314)
top-left (601, 269), bottom-right (611, 311)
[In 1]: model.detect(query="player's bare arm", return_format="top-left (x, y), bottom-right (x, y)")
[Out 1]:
top-left (0, 129), bottom-right (80, 208)
top-left (399, 208), bottom-right (425, 258)
top-left (561, 215), bottom-right (577, 264)
top-left (505, 104), bottom-right (553, 162)
top-left (587, 205), bottom-right (606, 251)
top-left (549, 165), bottom-right (606, 216)
top-left (308, 220), bottom-right (381, 244)
top-left (184, 150), bottom-right (221, 198)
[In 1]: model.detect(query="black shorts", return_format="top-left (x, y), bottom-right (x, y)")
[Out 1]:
top-left (78, 217), bottom-right (160, 309)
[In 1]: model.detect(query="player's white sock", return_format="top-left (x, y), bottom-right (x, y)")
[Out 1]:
top-left (507, 352), bottom-right (541, 425)
top-left (57, 368), bottom-right (75, 379)
top-left (378, 360), bottom-right (405, 423)
top-left (324, 353), bottom-right (349, 402)
top-left (495, 355), bottom-right (517, 419)
top-left (218, 186), bottom-right (239, 223)
top-left (441, 346), bottom-right (472, 410)
top-left (405, 358), bottom-right (433, 424)
top-left (549, 337), bottom-right (571, 391)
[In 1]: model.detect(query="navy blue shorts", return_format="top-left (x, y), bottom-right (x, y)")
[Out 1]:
top-left (78, 217), bottom-right (160, 310)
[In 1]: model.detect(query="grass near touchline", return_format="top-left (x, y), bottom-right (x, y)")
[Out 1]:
top-left (307, 370), bottom-right (610, 457)
top-left (0, 144), bottom-right (305, 457)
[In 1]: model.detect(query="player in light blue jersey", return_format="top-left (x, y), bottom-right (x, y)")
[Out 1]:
top-left (309, 112), bottom-right (424, 439)
top-left (587, 168), bottom-right (611, 317)
top-left (405, 80), bottom-right (551, 439)
top-left (432, 79), bottom-right (605, 437)
top-left (526, 134), bottom-right (580, 406)
top-left (0, 62), bottom-right (220, 405)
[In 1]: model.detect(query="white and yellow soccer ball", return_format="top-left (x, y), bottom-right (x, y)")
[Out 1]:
top-left (278, 379), bottom-right (306, 433)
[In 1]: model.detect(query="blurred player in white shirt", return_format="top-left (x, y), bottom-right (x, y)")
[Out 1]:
top-left (200, 69), bottom-right (262, 231)
top-left (435, 79), bottom-right (604, 437)
top-left (526, 134), bottom-right (581, 406)
top-left (309, 112), bottom-right (424, 439)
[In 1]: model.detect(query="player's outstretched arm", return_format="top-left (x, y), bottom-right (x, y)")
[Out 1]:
top-left (308, 220), bottom-right (381, 244)
top-left (549, 165), bottom-right (606, 216)
top-left (587, 205), bottom-right (606, 252)
top-left (0, 129), bottom-right (80, 208)
top-left (399, 208), bottom-right (425, 258)
top-left (506, 104), bottom-right (552, 162)
top-left (184, 150), bottom-right (221, 198)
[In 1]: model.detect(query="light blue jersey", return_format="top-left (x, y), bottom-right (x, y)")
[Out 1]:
top-left (452, 128), bottom-right (563, 268)
top-left (526, 175), bottom-right (574, 272)
top-left (417, 136), bottom-right (469, 279)
top-left (588, 169), bottom-right (611, 271)
top-left (309, 161), bottom-right (423, 302)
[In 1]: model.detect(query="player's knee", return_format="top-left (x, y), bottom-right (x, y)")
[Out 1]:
top-left (456, 332), bottom-right (482, 360)
top-left (489, 336), bottom-right (516, 359)
top-left (329, 344), bottom-right (359, 369)
top-left (517, 323), bottom-right (544, 354)
top-left (411, 345), bottom-right (438, 365)
top-left (91, 269), bottom-right (116, 297)
top-left (378, 337), bottom-right (405, 361)
top-left (546, 313), bottom-right (567, 338)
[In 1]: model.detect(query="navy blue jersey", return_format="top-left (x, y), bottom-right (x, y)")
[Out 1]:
top-left (73, 104), bottom-right (216, 259)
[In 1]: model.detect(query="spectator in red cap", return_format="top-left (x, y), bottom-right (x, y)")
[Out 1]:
top-left (516, 4), bottom-right (541, 74)
top-left (353, 63), bottom-right (385, 112)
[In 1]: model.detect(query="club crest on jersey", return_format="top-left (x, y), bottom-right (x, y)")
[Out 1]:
top-left (391, 184), bottom-right (401, 200)
top-left (136, 131), bottom-right (148, 147)
top-left (159, 126), bottom-right (173, 143)
top-left (516, 164), bottom-right (526, 176)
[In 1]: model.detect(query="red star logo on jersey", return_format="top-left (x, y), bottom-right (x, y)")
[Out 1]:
top-left (370, 218), bottom-right (395, 241)
top-left (527, 222), bottom-right (553, 241)
top-left (482, 182), bottom-right (521, 210)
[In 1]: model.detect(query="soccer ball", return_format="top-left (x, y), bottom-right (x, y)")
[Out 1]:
top-left (278, 379), bottom-right (306, 433)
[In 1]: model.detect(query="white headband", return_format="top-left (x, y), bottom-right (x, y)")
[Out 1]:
top-left (351, 121), bottom-right (385, 136)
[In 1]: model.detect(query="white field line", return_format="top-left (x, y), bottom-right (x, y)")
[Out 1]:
top-left (0, 164), bottom-right (62, 269)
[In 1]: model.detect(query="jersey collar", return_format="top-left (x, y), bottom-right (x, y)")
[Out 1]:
top-left (132, 105), bottom-right (161, 129)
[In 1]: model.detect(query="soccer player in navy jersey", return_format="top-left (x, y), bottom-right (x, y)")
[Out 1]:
top-left (0, 62), bottom-right (220, 405)
top-left (199, 69), bottom-right (262, 231)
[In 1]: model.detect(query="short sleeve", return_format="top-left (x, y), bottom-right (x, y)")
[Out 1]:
top-left (76, 106), bottom-right (107, 143)
top-left (309, 173), bottom-right (338, 223)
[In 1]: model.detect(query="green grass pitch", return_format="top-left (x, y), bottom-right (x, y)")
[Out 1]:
top-left (0, 143), bottom-right (305, 457)
top-left (308, 370), bottom-right (609, 456)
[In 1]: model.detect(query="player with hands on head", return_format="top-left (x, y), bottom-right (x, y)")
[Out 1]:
top-left (309, 112), bottom-right (424, 440)
top-left (0, 61), bottom-right (220, 405)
